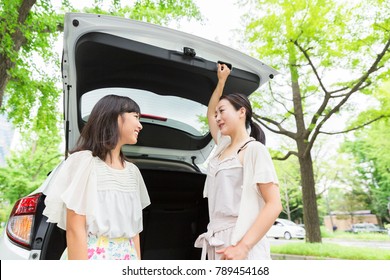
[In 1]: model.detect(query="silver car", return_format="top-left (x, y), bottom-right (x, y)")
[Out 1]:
top-left (266, 218), bottom-right (306, 240)
top-left (350, 223), bottom-right (388, 234)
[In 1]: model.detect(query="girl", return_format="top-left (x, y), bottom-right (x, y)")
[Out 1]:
top-left (43, 94), bottom-right (150, 260)
top-left (195, 64), bottom-right (282, 260)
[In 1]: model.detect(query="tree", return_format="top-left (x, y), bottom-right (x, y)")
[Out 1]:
top-left (0, 126), bottom-right (62, 203)
top-left (341, 82), bottom-right (390, 223)
top-left (316, 152), bottom-right (372, 228)
top-left (0, 0), bottom-right (64, 130)
top-left (1, 0), bottom-right (202, 130)
top-left (0, 0), bottom-right (65, 224)
top-left (273, 157), bottom-right (303, 222)
top-left (240, 0), bottom-right (390, 242)
top-left (0, 0), bottom-right (202, 222)
top-left (82, 0), bottom-right (202, 26)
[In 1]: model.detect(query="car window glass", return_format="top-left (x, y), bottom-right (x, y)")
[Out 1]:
top-left (282, 220), bottom-right (297, 226)
top-left (81, 88), bottom-right (208, 136)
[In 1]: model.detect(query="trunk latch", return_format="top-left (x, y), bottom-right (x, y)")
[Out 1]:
top-left (183, 47), bottom-right (196, 57)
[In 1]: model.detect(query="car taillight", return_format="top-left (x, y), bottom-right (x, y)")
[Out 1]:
top-left (6, 193), bottom-right (42, 249)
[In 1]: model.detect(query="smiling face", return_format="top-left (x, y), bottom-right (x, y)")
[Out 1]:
top-left (118, 112), bottom-right (143, 145)
top-left (215, 99), bottom-right (245, 136)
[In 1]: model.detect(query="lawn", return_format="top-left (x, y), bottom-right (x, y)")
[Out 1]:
top-left (321, 228), bottom-right (390, 241)
top-left (271, 227), bottom-right (390, 260)
top-left (271, 242), bottom-right (390, 260)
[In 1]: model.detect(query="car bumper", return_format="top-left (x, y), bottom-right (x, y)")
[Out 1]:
top-left (0, 230), bottom-right (31, 260)
top-left (293, 232), bottom-right (306, 238)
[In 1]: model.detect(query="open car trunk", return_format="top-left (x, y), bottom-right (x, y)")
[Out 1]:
top-left (140, 169), bottom-right (208, 259)
top-left (64, 13), bottom-right (278, 164)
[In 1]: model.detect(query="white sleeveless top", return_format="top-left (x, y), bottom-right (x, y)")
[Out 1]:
top-left (207, 154), bottom-right (243, 220)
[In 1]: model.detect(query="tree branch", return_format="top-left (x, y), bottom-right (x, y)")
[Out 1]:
top-left (328, 86), bottom-right (350, 95)
top-left (331, 81), bottom-right (372, 98)
top-left (293, 40), bottom-right (332, 140)
top-left (267, 82), bottom-right (295, 114)
top-left (293, 40), bottom-right (329, 95)
top-left (253, 113), bottom-right (297, 139)
top-left (0, 0), bottom-right (37, 108)
top-left (272, 151), bottom-right (299, 161)
top-left (319, 115), bottom-right (387, 135)
top-left (305, 35), bottom-right (390, 158)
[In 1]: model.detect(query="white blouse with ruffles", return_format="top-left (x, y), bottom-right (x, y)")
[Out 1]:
top-left (42, 151), bottom-right (150, 239)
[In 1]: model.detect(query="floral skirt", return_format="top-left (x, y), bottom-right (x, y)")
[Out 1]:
top-left (61, 233), bottom-right (138, 260)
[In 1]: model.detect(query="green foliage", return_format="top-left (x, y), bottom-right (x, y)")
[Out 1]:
top-left (1, 0), bottom-right (202, 129)
top-left (342, 120), bottom-right (390, 220)
top-left (6, 64), bottom-right (61, 131)
top-left (197, 114), bottom-right (209, 135)
top-left (1, 0), bottom-right (64, 131)
top-left (341, 82), bottom-right (390, 222)
top-left (82, 0), bottom-right (202, 25)
top-left (274, 158), bottom-right (303, 221)
top-left (0, 127), bottom-right (63, 203)
top-left (244, 0), bottom-right (390, 123)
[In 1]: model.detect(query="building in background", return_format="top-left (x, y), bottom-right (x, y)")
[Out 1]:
top-left (0, 114), bottom-right (15, 166)
top-left (324, 210), bottom-right (380, 232)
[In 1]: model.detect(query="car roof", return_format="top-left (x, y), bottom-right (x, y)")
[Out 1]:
top-left (62, 13), bottom-right (278, 166)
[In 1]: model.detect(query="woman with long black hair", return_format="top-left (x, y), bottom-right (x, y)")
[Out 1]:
top-left (195, 64), bottom-right (282, 260)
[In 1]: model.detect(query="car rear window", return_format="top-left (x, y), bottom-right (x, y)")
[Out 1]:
top-left (81, 88), bottom-right (208, 137)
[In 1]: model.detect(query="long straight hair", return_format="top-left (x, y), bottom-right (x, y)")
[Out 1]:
top-left (220, 93), bottom-right (266, 145)
top-left (71, 94), bottom-right (141, 164)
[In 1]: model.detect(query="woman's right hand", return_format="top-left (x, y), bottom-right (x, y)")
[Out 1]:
top-left (217, 63), bottom-right (231, 82)
top-left (207, 63), bottom-right (231, 144)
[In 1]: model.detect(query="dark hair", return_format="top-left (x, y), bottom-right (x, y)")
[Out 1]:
top-left (220, 93), bottom-right (266, 145)
top-left (71, 94), bottom-right (141, 163)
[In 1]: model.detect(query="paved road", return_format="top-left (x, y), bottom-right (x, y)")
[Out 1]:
top-left (323, 238), bottom-right (390, 250)
top-left (269, 237), bottom-right (390, 250)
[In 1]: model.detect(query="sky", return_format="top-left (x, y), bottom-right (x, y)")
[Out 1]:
top-left (53, 0), bottom-right (245, 49)
top-left (173, 0), bottom-right (244, 46)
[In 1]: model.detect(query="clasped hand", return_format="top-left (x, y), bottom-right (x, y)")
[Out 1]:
top-left (216, 242), bottom-right (249, 260)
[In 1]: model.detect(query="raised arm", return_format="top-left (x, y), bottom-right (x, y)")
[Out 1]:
top-left (208, 63), bottom-right (231, 144)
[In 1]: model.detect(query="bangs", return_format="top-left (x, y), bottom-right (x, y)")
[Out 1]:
top-left (121, 96), bottom-right (141, 114)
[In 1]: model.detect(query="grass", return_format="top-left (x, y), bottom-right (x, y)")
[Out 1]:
top-left (321, 228), bottom-right (390, 241)
top-left (271, 228), bottom-right (390, 260)
top-left (271, 242), bottom-right (390, 260)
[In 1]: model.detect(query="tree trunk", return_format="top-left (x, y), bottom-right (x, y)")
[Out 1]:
top-left (0, 0), bottom-right (36, 108)
top-left (287, 36), bottom-right (322, 242)
top-left (298, 144), bottom-right (322, 242)
top-left (283, 179), bottom-right (292, 220)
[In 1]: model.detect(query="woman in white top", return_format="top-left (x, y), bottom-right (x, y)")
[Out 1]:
top-left (43, 94), bottom-right (150, 260)
top-left (195, 64), bottom-right (282, 260)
